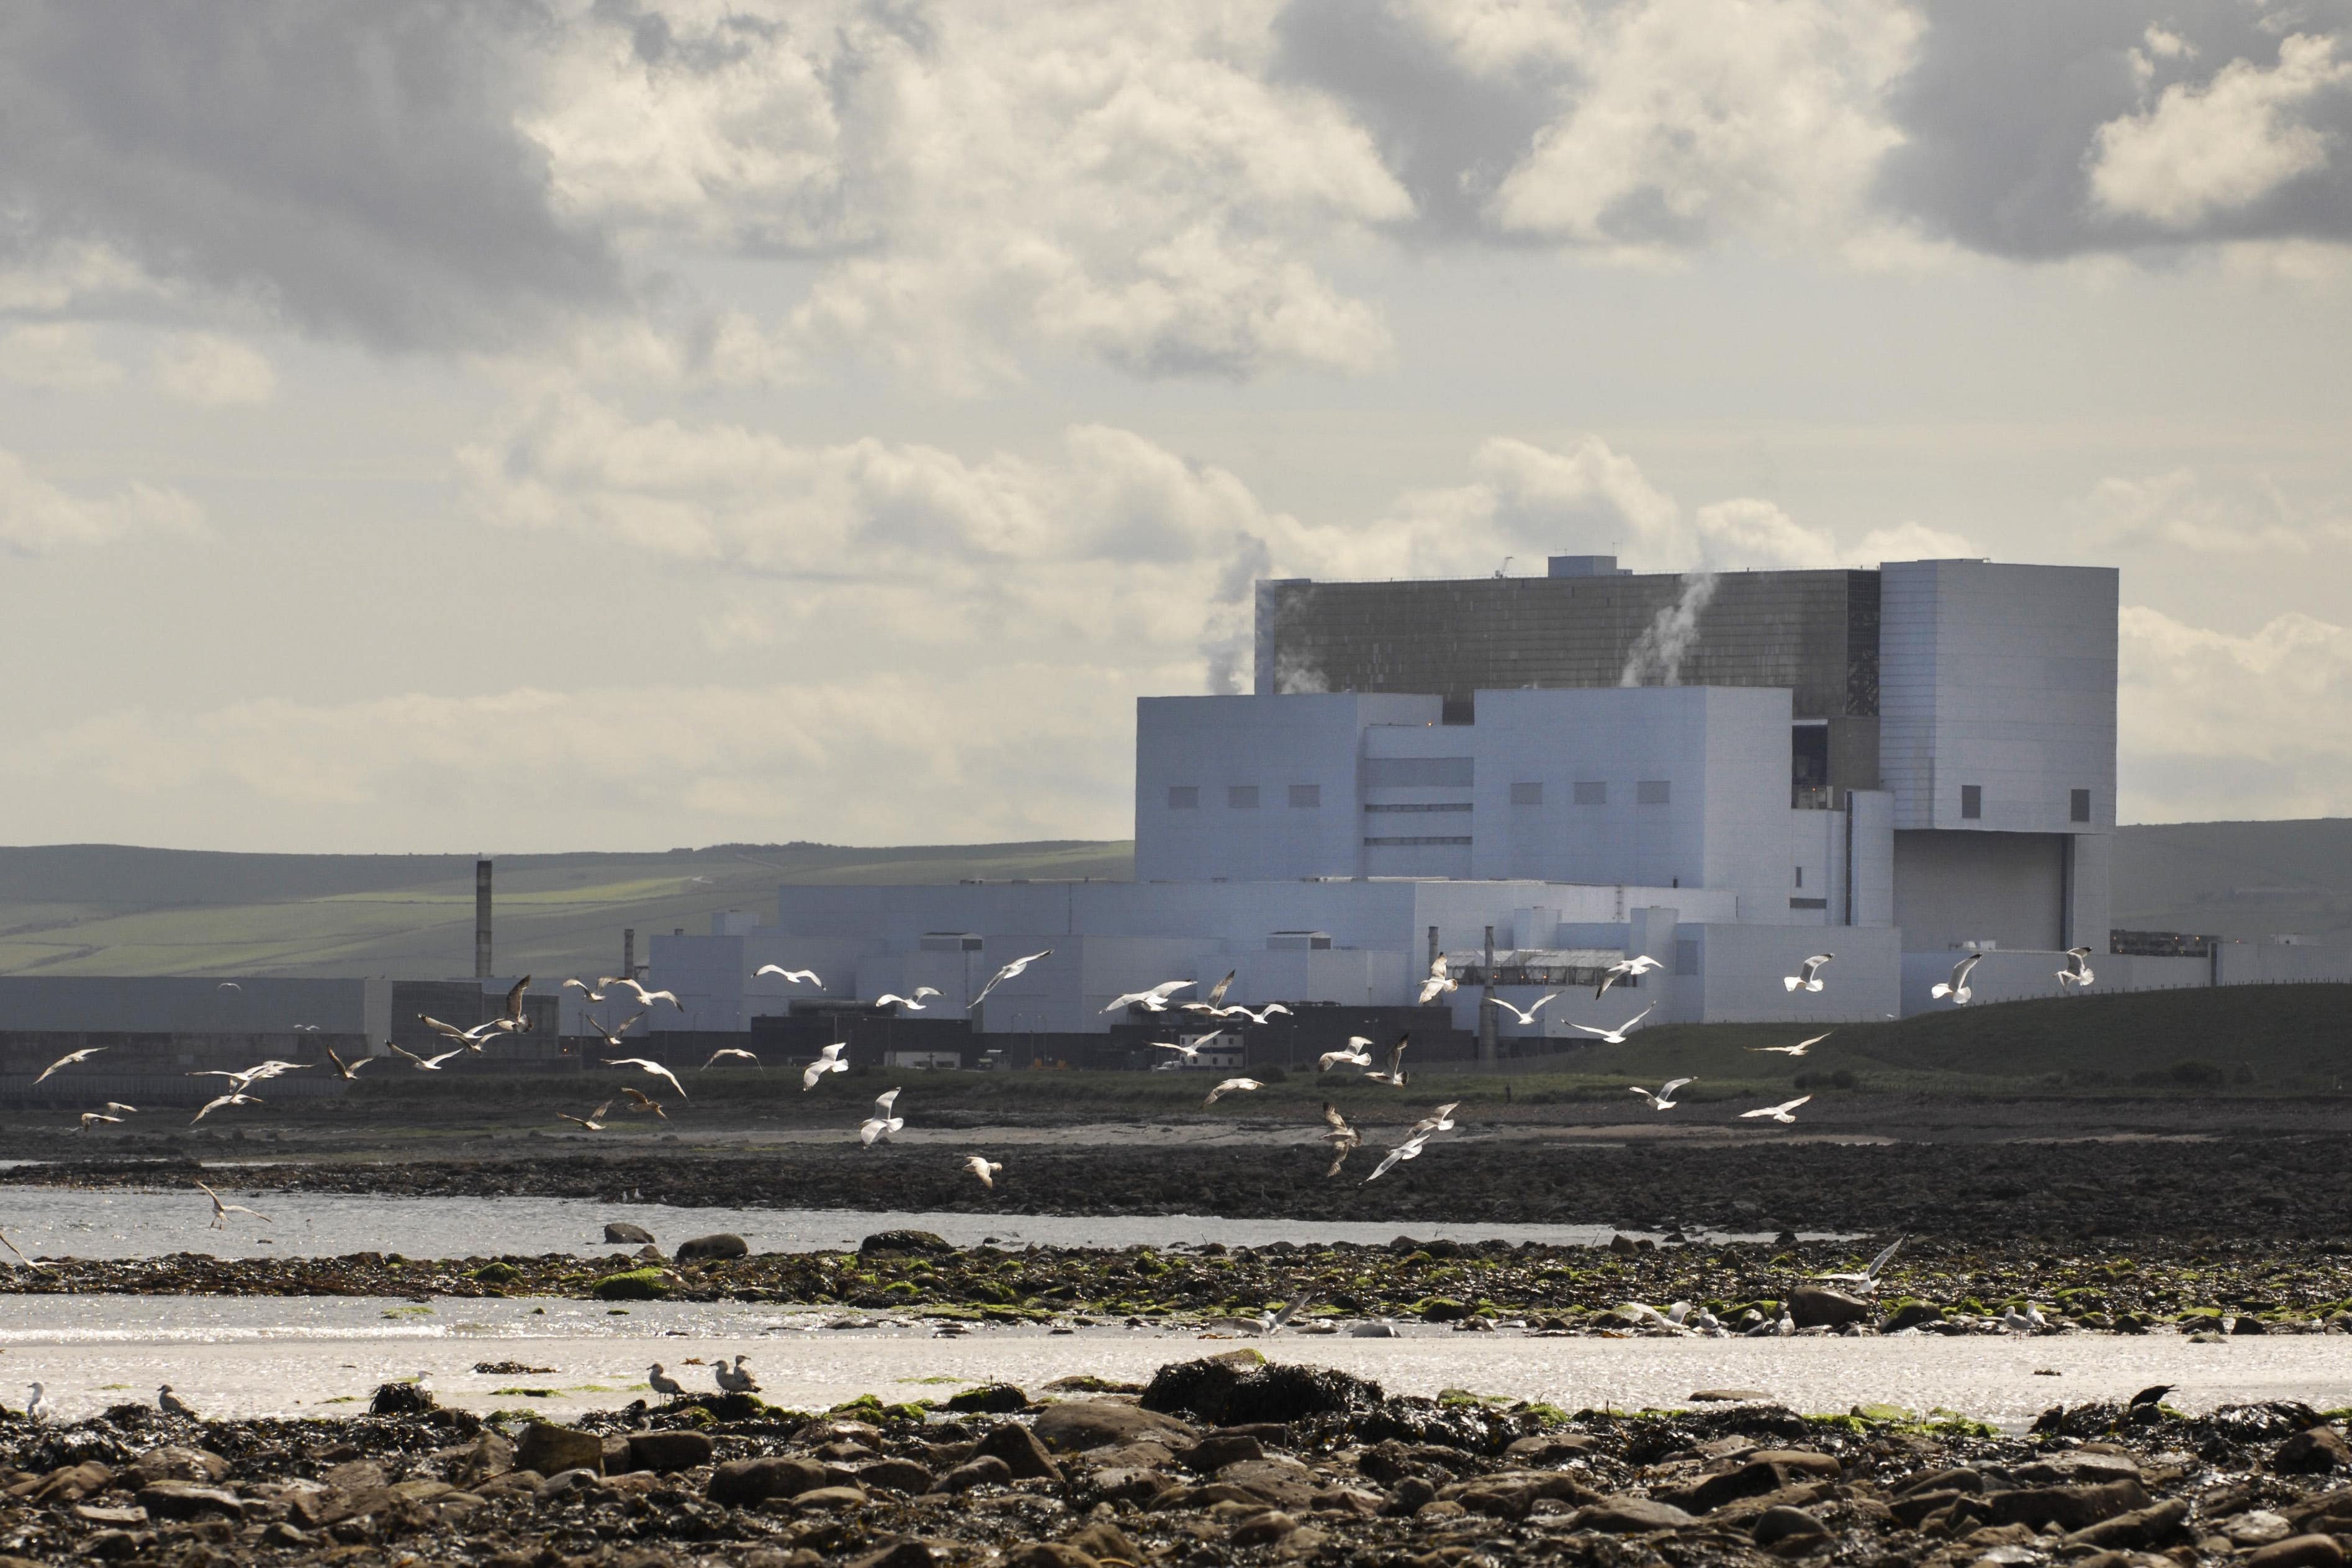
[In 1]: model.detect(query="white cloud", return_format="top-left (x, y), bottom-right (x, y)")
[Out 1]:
top-left (153, 333), bottom-right (277, 407)
top-left (0, 448), bottom-right (205, 556)
top-left (2090, 34), bottom-right (2351, 228)
top-left (2080, 468), bottom-right (2350, 555)
top-left (2119, 604), bottom-right (2352, 821)
top-left (0, 324), bottom-right (122, 390)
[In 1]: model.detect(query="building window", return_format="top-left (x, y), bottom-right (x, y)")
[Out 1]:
top-left (1961, 784), bottom-right (1982, 819)
top-left (1795, 866), bottom-right (1803, 888)
top-left (1363, 836), bottom-right (1474, 847)
top-left (2071, 788), bottom-right (2091, 823)
top-left (1168, 786), bottom-right (1198, 809)
top-left (1364, 802), bottom-right (1471, 814)
top-left (1288, 784), bottom-right (1320, 809)
top-left (1509, 782), bottom-right (1543, 806)
top-left (1573, 781), bottom-right (1607, 806)
top-left (1636, 780), bottom-right (1670, 806)
top-left (1228, 785), bottom-right (1260, 809)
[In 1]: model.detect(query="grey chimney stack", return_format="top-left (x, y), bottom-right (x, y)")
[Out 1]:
top-left (474, 858), bottom-right (492, 980)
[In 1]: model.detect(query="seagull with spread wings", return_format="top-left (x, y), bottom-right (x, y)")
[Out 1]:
top-left (32, 1047), bottom-right (105, 1085)
top-left (561, 977), bottom-right (603, 1001)
top-left (701, 1047), bottom-right (760, 1070)
top-left (1318, 1103), bottom-right (1361, 1178)
top-left (2057, 947), bottom-right (2097, 990)
top-left (617, 1086), bottom-right (668, 1119)
top-left (1149, 1039), bottom-right (1207, 1066)
top-left (1417, 954), bottom-right (1457, 1006)
top-left (1814, 1235), bottom-right (1906, 1292)
top-left (582, 1011), bottom-right (649, 1050)
top-left (1363, 1032), bottom-right (1412, 1086)
top-left (605, 1057), bottom-right (688, 1099)
top-left (556, 1101), bottom-right (613, 1131)
top-left (72, 1111), bottom-right (122, 1133)
top-left (1407, 1101), bottom-right (1460, 1139)
top-left (1213, 1003), bottom-right (1292, 1025)
top-left (324, 1045), bottom-right (373, 1080)
top-left (859, 1088), bottom-right (904, 1147)
top-left (755, 965), bottom-right (821, 985)
top-left (1595, 954), bottom-right (1662, 1001)
top-left (1739, 1094), bottom-right (1813, 1125)
top-left (1569, 1006), bottom-right (1655, 1045)
top-left (970, 949), bottom-right (1052, 1010)
top-left (387, 1043), bottom-right (464, 1071)
top-left (965, 1155), bottom-right (1003, 1189)
top-left (194, 1179), bottom-right (272, 1230)
top-left (1318, 1036), bottom-right (1374, 1072)
top-left (191, 1091), bottom-right (263, 1124)
top-left (1628, 1077), bottom-right (1694, 1111)
top-left (1931, 953), bottom-right (1981, 1006)
top-left (1750, 1031), bottom-right (1831, 1057)
top-left (1203, 1077), bottom-right (1263, 1106)
top-left (1492, 993), bottom-right (1562, 1027)
top-left (1103, 980), bottom-right (1194, 1014)
top-left (1783, 953), bottom-right (1834, 993)
top-left (802, 1041), bottom-right (849, 1089)
top-left (1363, 1132), bottom-right (1430, 1185)
top-left (874, 988), bottom-right (941, 1011)
top-left (600, 976), bottom-right (683, 1011)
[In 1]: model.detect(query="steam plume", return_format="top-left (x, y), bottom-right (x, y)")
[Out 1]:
top-left (1620, 571), bottom-right (1718, 687)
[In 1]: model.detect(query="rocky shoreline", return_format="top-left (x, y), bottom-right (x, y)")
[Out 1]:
top-left (7, 1230), bottom-right (2352, 1338)
top-left (8, 1131), bottom-right (2352, 1241)
top-left (9, 1349), bottom-right (2352, 1568)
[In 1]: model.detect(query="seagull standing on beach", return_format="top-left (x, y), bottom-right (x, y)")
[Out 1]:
top-left (25, 1384), bottom-right (53, 1422)
top-left (1417, 955), bottom-right (1457, 1006)
top-left (1783, 954), bottom-right (1834, 993)
top-left (714, 1356), bottom-right (759, 1394)
top-left (1319, 1104), bottom-right (1361, 1178)
top-left (964, 1155), bottom-right (1003, 1189)
top-left (1815, 1235), bottom-right (1906, 1292)
top-left (647, 1364), bottom-right (685, 1396)
top-left (859, 1088), bottom-right (904, 1146)
top-left (2057, 947), bottom-right (2097, 990)
top-left (1363, 1033), bottom-right (1412, 1086)
top-left (1750, 1032), bottom-right (1831, 1057)
top-left (32, 1047), bottom-right (105, 1084)
top-left (1318, 1037), bottom-right (1374, 1071)
top-left (802, 1042), bottom-right (849, 1089)
top-left (194, 1179), bottom-right (273, 1229)
top-left (605, 1057), bottom-right (688, 1099)
top-left (1103, 981), bottom-right (1194, 1014)
top-left (1595, 954), bottom-right (1662, 1000)
top-left (970, 950), bottom-right (1051, 1010)
top-left (874, 989), bottom-right (942, 1011)
top-left (1931, 953), bottom-right (1981, 1006)
top-left (1627, 1078), bottom-right (1693, 1111)
top-left (1570, 1006), bottom-right (1654, 1045)
top-left (158, 1385), bottom-right (194, 1417)
top-left (701, 1048), bottom-right (760, 1070)
top-left (1204, 1077), bottom-right (1262, 1106)
top-left (1739, 1095), bottom-right (1813, 1125)
top-left (754, 965), bottom-right (821, 986)
top-left (1493, 993), bottom-right (1562, 1027)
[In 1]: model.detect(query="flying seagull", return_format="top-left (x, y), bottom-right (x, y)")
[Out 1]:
top-left (2057, 947), bottom-right (2097, 990)
top-left (1407, 1101), bottom-right (1461, 1139)
top-left (1783, 953), bottom-right (1834, 993)
top-left (495, 975), bottom-right (533, 1030)
top-left (617, 1086), bottom-right (667, 1119)
top-left (1493, 993), bottom-right (1562, 1027)
top-left (1318, 1037), bottom-right (1374, 1071)
top-left (875, 988), bottom-right (942, 1011)
top-left (605, 1057), bottom-right (688, 1099)
top-left (1204, 1077), bottom-right (1263, 1106)
top-left (1149, 1039), bottom-right (1207, 1065)
top-left (194, 1179), bottom-right (272, 1229)
top-left (1750, 1031), bottom-right (1832, 1057)
top-left (0, 1230), bottom-right (48, 1273)
top-left (1814, 1235), bottom-right (1906, 1292)
top-left (72, 1112), bottom-right (122, 1133)
top-left (583, 1011), bottom-right (649, 1050)
top-left (192, 1060), bottom-right (309, 1092)
top-left (859, 1088), bottom-right (904, 1147)
top-left (32, 1047), bottom-right (105, 1084)
top-left (554, 1106), bottom-right (610, 1131)
top-left (1319, 1103), bottom-right (1361, 1178)
top-left (291, 1024), bottom-right (320, 1034)
top-left (1570, 1006), bottom-right (1656, 1045)
top-left (1214, 1003), bottom-right (1292, 1025)
top-left (1202, 969), bottom-right (1237, 1007)
top-left (600, 976), bottom-right (683, 1011)
top-left (561, 977), bottom-right (603, 1000)
top-left (216, 981), bottom-right (240, 993)
top-left (324, 1045), bottom-right (372, 1080)
top-left (701, 1047), bottom-right (760, 1070)
top-left (1363, 1132), bottom-right (1430, 1185)
top-left (101, 1102), bottom-right (137, 1115)
top-left (1739, 1094), bottom-right (1813, 1125)
top-left (1103, 980), bottom-right (1194, 1014)
top-left (1255, 1293), bottom-right (1319, 1335)
top-left (802, 1042), bottom-right (849, 1089)
top-left (191, 1092), bottom-right (263, 1124)
top-left (965, 1155), bottom-right (1003, 1189)
top-left (1931, 953), bottom-right (1981, 1006)
top-left (1627, 1077), bottom-right (1695, 1111)
top-left (970, 948), bottom-right (1052, 1010)
top-left (754, 965), bottom-right (821, 985)
top-left (1417, 954), bottom-right (1457, 1006)
top-left (1595, 954), bottom-right (1663, 1001)
top-left (1363, 1033), bottom-right (1412, 1086)
top-left (386, 1043), bottom-right (463, 1071)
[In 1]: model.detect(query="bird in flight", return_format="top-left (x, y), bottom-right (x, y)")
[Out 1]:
top-left (1201, 970), bottom-right (1237, 1007)
top-left (1149, 1039), bottom-right (1208, 1065)
top-left (194, 1179), bottom-right (272, 1229)
top-left (1595, 955), bottom-right (1662, 1000)
top-left (582, 1011), bottom-right (649, 1050)
top-left (101, 1102), bottom-right (137, 1115)
top-left (1318, 1037), bottom-right (1374, 1072)
top-left (1407, 1101), bottom-right (1461, 1139)
top-left (1569, 1006), bottom-right (1655, 1045)
top-left (2057, 947), bottom-right (2096, 990)
top-left (1627, 1077), bottom-right (1694, 1111)
top-left (324, 1045), bottom-right (373, 1080)
top-left (802, 1042), bottom-right (849, 1089)
top-left (860, 1088), bottom-right (904, 1147)
top-left (600, 976), bottom-right (683, 1011)
top-left (192, 1060), bottom-right (308, 1093)
top-left (754, 965), bottom-right (821, 985)
top-left (1417, 955), bottom-right (1457, 1006)
top-left (191, 1092), bottom-right (264, 1124)
top-left (1363, 1132), bottom-right (1430, 1185)
top-left (701, 1047), bottom-right (760, 1070)
top-left (1783, 953), bottom-right (1834, 993)
top-left (33, 1048), bottom-right (105, 1085)
top-left (605, 1057), bottom-right (688, 1099)
top-left (1363, 1033), bottom-right (1412, 1086)
top-left (1492, 993), bottom-right (1561, 1027)
top-left (1204, 1077), bottom-right (1263, 1106)
top-left (217, 981), bottom-right (241, 993)
top-left (561, 977), bottom-right (603, 1000)
top-left (1209, 1003), bottom-right (1292, 1025)
top-left (970, 949), bottom-right (1052, 1009)
top-left (73, 1111), bottom-right (123, 1133)
top-left (875, 988), bottom-right (942, 1011)
top-left (556, 1102), bottom-right (613, 1131)
top-left (1103, 981), bottom-right (1194, 1014)
top-left (387, 1043), bottom-right (464, 1071)
top-left (1319, 1103), bottom-right (1361, 1178)
top-left (617, 1086), bottom-right (668, 1119)
top-left (1750, 1031), bottom-right (1831, 1057)
top-left (1814, 1235), bottom-right (1906, 1292)
top-left (1931, 953), bottom-right (1981, 1005)
top-left (1739, 1094), bottom-right (1813, 1125)
top-left (965, 1155), bottom-right (1003, 1189)
top-left (291, 1024), bottom-right (320, 1034)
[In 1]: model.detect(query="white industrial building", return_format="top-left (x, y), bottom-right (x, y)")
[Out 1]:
top-left (628, 553), bottom-right (2300, 1045)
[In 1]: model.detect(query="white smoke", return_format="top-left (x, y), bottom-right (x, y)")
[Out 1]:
top-left (1273, 649), bottom-right (1329, 695)
top-left (1620, 571), bottom-right (1719, 687)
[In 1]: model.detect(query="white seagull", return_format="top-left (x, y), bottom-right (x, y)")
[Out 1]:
top-left (102, 1102), bottom-right (138, 1114)
top-left (1203, 1077), bottom-right (1263, 1106)
top-left (1493, 993), bottom-right (1562, 1027)
top-left (1319, 1103), bottom-right (1361, 1178)
top-left (1149, 1039), bottom-right (1207, 1065)
top-left (1363, 1033), bottom-right (1412, 1087)
top-left (1739, 1095), bottom-right (1813, 1125)
top-left (1931, 953), bottom-right (1982, 1005)
top-left (965, 1155), bottom-right (1003, 1189)
top-left (1103, 981), bottom-right (1195, 1014)
top-left (859, 1088), bottom-right (904, 1147)
top-left (1595, 954), bottom-right (1663, 1000)
top-left (1627, 1077), bottom-right (1695, 1111)
top-left (26, 1384), bottom-right (53, 1423)
top-left (1363, 1132), bottom-right (1430, 1185)
top-left (191, 1091), bottom-right (263, 1123)
top-left (1407, 1101), bottom-right (1461, 1138)
top-left (555, 1104), bottom-right (611, 1131)
top-left (1201, 969), bottom-right (1237, 1007)
top-left (600, 976), bottom-right (683, 1011)
top-left (32, 1047), bottom-right (105, 1084)
top-left (605, 1057), bottom-right (688, 1099)
top-left (386, 1043), bottom-right (464, 1071)
top-left (754, 965), bottom-right (821, 986)
top-left (1750, 1031), bottom-right (1832, 1057)
top-left (1570, 1006), bottom-right (1656, 1045)
top-left (1783, 953), bottom-right (1834, 993)
top-left (583, 1011), bottom-right (649, 1050)
top-left (616, 1087), bottom-right (667, 1119)
top-left (1214, 1003), bottom-right (1292, 1025)
top-left (324, 1045), bottom-right (372, 1080)
top-left (1318, 1037), bottom-right (1374, 1071)
top-left (801, 1042), bottom-right (849, 1089)
top-left (561, 977), bottom-right (603, 1000)
top-left (875, 988), bottom-right (942, 1011)
top-left (72, 1112), bottom-right (122, 1133)
top-left (292, 1024), bottom-right (320, 1034)
top-left (191, 1059), bottom-right (309, 1091)
top-left (1815, 1235), bottom-right (1906, 1292)
top-left (701, 1047), bottom-right (760, 1070)
top-left (1417, 954), bottom-right (1458, 1006)
top-left (194, 1179), bottom-right (273, 1228)
top-left (970, 949), bottom-right (1052, 1010)
top-left (2057, 947), bottom-right (2096, 990)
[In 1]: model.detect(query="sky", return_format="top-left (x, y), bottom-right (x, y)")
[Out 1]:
top-left (2, 0), bottom-right (2349, 853)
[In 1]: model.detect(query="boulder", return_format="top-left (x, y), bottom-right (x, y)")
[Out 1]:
top-left (629, 1431), bottom-right (716, 1473)
top-left (710, 1456), bottom-right (831, 1507)
top-left (1983, 1478), bottom-right (2150, 1531)
top-left (944, 1384), bottom-right (1029, 1414)
top-left (2065, 1499), bottom-right (2188, 1551)
top-left (1063, 1521), bottom-right (1142, 1563)
top-left (1229, 1510), bottom-right (1298, 1546)
top-left (130, 1448), bottom-right (230, 1487)
top-left (847, 1544), bottom-right (940, 1568)
top-left (675, 1233), bottom-right (750, 1263)
top-left (605, 1221), bottom-right (656, 1244)
top-left (516, 1423), bottom-right (605, 1479)
top-left (976, 1423), bottom-right (1064, 1482)
top-left (934, 1457), bottom-right (1012, 1492)
top-left (1006, 1546), bottom-right (1099, 1568)
top-left (794, 1485), bottom-right (871, 1509)
top-left (860, 1230), bottom-right (955, 1257)
top-left (1179, 1434), bottom-right (1263, 1471)
top-left (1752, 1506), bottom-right (1829, 1550)
top-left (1033, 1400), bottom-right (1197, 1453)
top-left (1140, 1355), bottom-right (1379, 1427)
top-left (1570, 1496), bottom-right (1696, 1533)
top-left (857, 1459), bottom-right (936, 1495)
top-left (136, 1481), bottom-right (243, 1520)
top-left (1788, 1286), bottom-right (1872, 1329)
top-left (2248, 1538), bottom-right (2348, 1568)
top-left (371, 1381), bottom-right (436, 1415)
top-left (439, 1432), bottom-right (515, 1487)
top-left (2279, 1428), bottom-right (2352, 1476)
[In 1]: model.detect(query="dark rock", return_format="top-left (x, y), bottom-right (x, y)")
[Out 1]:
top-left (1752, 1505), bottom-right (1829, 1549)
top-left (130, 1447), bottom-right (228, 1487)
top-left (1505, 1433), bottom-right (1598, 1464)
top-left (944, 1384), bottom-right (1029, 1414)
top-left (1033, 1400), bottom-right (1197, 1452)
top-left (1788, 1285), bottom-right (1871, 1329)
top-left (81, 1531), bottom-right (138, 1561)
top-left (2279, 1427), bottom-right (2352, 1475)
top-left (935, 1456), bottom-right (1013, 1492)
top-left (975, 1423), bottom-right (1063, 1482)
top-left (1881, 1300), bottom-right (1945, 1331)
top-left (860, 1230), bottom-right (955, 1256)
top-left (1229, 1510), bottom-right (1298, 1546)
top-left (1570, 1495), bottom-right (1697, 1533)
top-left (2065, 1498), bottom-right (2189, 1549)
top-left (2248, 1537), bottom-right (2348, 1568)
top-left (794, 1484), bottom-right (871, 1509)
top-left (629, 1430), bottom-right (715, 1473)
top-left (1063, 1521), bottom-right (1142, 1563)
top-left (439, 1431), bottom-right (514, 1487)
top-left (1688, 1389), bottom-right (1773, 1403)
top-left (857, 1459), bottom-right (935, 1494)
top-left (1180, 1433), bottom-right (1263, 1471)
top-left (1389, 1476), bottom-right (1437, 1515)
top-left (370, 1380), bottom-right (436, 1415)
top-left (517, 1422), bottom-right (604, 1477)
top-left (710, 1457), bottom-right (830, 1506)
top-left (1983, 1477), bottom-right (2150, 1531)
top-left (1140, 1355), bottom-right (1379, 1427)
top-left (847, 1542), bottom-right (939, 1568)
top-left (1088, 1467), bottom-right (1168, 1504)
top-left (604, 1221), bottom-right (655, 1244)
top-left (1005, 1547), bottom-right (1098, 1568)
top-left (675, 1233), bottom-right (749, 1263)
top-left (135, 1480), bottom-right (243, 1519)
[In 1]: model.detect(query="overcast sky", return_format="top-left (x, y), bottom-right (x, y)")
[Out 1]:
top-left (3, 0), bottom-right (2349, 852)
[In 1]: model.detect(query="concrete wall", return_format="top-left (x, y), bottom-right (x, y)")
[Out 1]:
top-left (1893, 831), bottom-right (2066, 952)
top-left (0, 976), bottom-right (385, 1035)
top-left (1695, 922), bottom-right (1903, 1025)
top-left (2214, 942), bottom-right (2352, 986)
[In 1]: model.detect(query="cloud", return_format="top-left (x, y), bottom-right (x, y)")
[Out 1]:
top-left (153, 333), bottom-right (276, 406)
top-left (2119, 604), bottom-right (2352, 821)
top-left (0, 324), bottom-right (122, 389)
top-left (2090, 34), bottom-right (2351, 228)
top-left (2079, 468), bottom-right (2351, 555)
top-left (0, 447), bottom-right (205, 556)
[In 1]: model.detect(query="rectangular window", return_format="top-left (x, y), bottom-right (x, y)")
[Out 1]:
top-left (2071, 788), bottom-right (2091, 823)
top-left (1509, 782), bottom-right (1543, 806)
top-left (1363, 836), bottom-right (1474, 847)
top-left (1167, 786), bottom-right (1198, 809)
top-left (1960, 784), bottom-right (1982, 820)
top-left (1363, 802), bottom-right (1471, 814)
top-left (1795, 866), bottom-right (1803, 888)
top-left (1363, 757), bottom-right (1475, 788)
top-left (1573, 781), bottom-right (1607, 806)
top-left (1790, 897), bottom-right (1829, 911)
top-left (1636, 780), bottom-right (1670, 806)
top-left (1288, 784), bottom-right (1320, 809)
top-left (1228, 785), bottom-right (1260, 809)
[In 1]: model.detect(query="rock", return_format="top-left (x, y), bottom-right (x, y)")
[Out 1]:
top-left (80, 1531), bottom-right (138, 1562)
top-left (709, 1456), bottom-right (831, 1506)
top-left (371, 1380), bottom-right (436, 1415)
top-left (439, 1431), bottom-right (515, 1487)
top-left (1063, 1521), bottom-right (1142, 1563)
top-left (2248, 1538), bottom-right (2348, 1568)
top-left (71, 1505), bottom-right (146, 1527)
top-left (605, 1221), bottom-right (656, 1243)
top-left (796, 1485), bottom-right (872, 1509)
top-left (33, 1461), bottom-right (118, 1501)
top-left (2065, 1498), bottom-right (2188, 1550)
top-left (1983, 1478), bottom-right (2150, 1531)
top-left (518, 1422), bottom-right (605, 1478)
top-left (945, 1383), bottom-right (1030, 1413)
top-left (1033, 1400), bottom-right (1197, 1453)
top-left (1505, 1433), bottom-right (1598, 1464)
top-left (1140, 1355), bottom-right (1379, 1426)
top-left (976, 1423), bottom-right (1064, 1482)
top-left (1006, 1546), bottom-right (1099, 1568)
top-left (629, 1430), bottom-right (716, 1472)
top-left (1882, 1300), bottom-right (1945, 1331)
top-left (1217, 1458), bottom-right (1322, 1510)
top-left (860, 1230), bottom-right (955, 1256)
top-left (852, 1458), bottom-right (932, 1495)
top-left (1688, 1389), bottom-right (1773, 1404)
top-left (602, 1435), bottom-right (636, 1473)
top-left (1789, 1286), bottom-right (1872, 1329)
top-left (1664, 1452), bottom-right (1840, 1513)
top-left (1230, 1510), bottom-right (1299, 1546)
top-left (2279, 1427), bottom-right (2352, 1475)
top-left (1571, 1495), bottom-right (1698, 1533)
top-left (847, 1542), bottom-right (939, 1568)
top-left (323, 1459), bottom-right (388, 1494)
top-left (675, 1233), bottom-right (750, 1263)
top-left (1089, 1467), bottom-right (1168, 1504)
top-left (1181, 1433), bottom-right (1264, 1471)
top-left (136, 1480), bottom-right (244, 1519)
top-left (130, 1447), bottom-right (230, 1487)
top-left (935, 1456), bottom-right (1013, 1492)
top-left (1753, 1505), bottom-right (1830, 1549)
